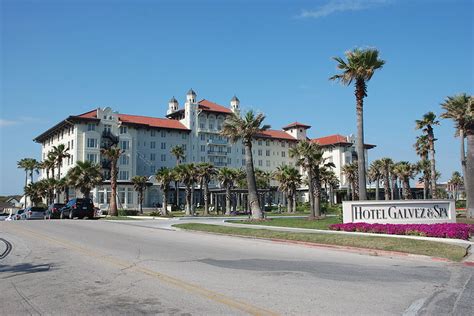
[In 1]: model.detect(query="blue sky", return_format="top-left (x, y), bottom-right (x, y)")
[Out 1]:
top-left (1, 0), bottom-right (472, 195)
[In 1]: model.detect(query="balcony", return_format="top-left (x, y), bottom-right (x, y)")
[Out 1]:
top-left (207, 150), bottom-right (227, 156)
top-left (102, 130), bottom-right (119, 144)
top-left (197, 127), bottom-right (221, 134)
top-left (207, 139), bottom-right (228, 145)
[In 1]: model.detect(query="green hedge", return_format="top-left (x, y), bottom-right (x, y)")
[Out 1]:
top-left (118, 209), bottom-right (139, 216)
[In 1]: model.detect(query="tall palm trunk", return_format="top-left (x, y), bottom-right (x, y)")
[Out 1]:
top-left (460, 130), bottom-right (468, 204)
top-left (184, 185), bottom-right (191, 215)
top-left (203, 182), bottom-right (209, 216)
top-left (312, 167), bottom-right (321, 218)
top-left (292, 193), bottom-right (297, 213)
top-left (307, 168), bottom-right (315, 217)
top-left (286, 192), bottom-right (292, 213)
top-left (466, 132), bottom-right (474, 218)
top-left (244, 143), bottom-right (263, 219)
top-left (109, 160), bottom-right (118, 216)
top-left (375, 177), bottom-right (380, 200)
top-left (355, 79), bottom-right (368, 200)
top-left (428, 133), bottom-right (438, 199)
top-left (402, 179), bottom-right (412, 200)
top-left (162, 190), bottom-right (168, 216)
top-left (384, 171), bottom-right (390, 200)
top-left (191, 183), bottom-right (195, 215)
top-left (225, 186), bottom-right (231, 215)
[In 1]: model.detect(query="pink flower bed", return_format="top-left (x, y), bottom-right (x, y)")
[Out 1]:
top-left (329, 223), bottom-right (474, 240)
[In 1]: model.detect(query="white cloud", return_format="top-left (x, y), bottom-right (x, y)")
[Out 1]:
top-left (0, 118), bottom-right (19, 127)
top-left (297, 0), bottom-right (390, 19)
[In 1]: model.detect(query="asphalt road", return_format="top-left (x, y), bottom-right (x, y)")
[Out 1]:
top-left (1, 219), bottom-right (472, 315)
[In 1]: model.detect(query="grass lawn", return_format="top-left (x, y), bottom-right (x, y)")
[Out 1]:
top-left (229, 216), bottom-right (341, 230)
top-left (457, 217), bottom-right (474, 224)
top-left (173, 223), bottom-right (468, 262)
top-left (99, 216), bottom-right (141, 220)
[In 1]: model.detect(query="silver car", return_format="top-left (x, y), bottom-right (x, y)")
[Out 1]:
top-left (25, 207), bottom-right (46, 220)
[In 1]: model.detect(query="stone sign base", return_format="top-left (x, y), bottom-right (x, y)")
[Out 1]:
top-left (342, 200), bottom-right (456, 224)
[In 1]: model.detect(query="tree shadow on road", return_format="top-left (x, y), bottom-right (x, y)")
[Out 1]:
top-left (0, 263), bottom-right (52, 279)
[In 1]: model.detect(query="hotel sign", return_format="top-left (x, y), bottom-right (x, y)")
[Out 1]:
top-left (342, 200), bottom-right (456, 224)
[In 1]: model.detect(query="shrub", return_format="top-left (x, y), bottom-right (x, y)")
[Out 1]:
top-left (118, 209), bottom-right (139, 216)
top-left (329, 222), bottom-right (474, 240)
top-left (456, 200), bottom-right (466, 209)
top-left (149, 211), bottom-right (161, 217)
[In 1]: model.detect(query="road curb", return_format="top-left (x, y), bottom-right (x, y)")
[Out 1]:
top-left (175, 227), bottom-right (465, 263)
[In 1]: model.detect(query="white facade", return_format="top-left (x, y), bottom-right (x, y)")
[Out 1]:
top-left (34, 90), bottom-right (373, 209)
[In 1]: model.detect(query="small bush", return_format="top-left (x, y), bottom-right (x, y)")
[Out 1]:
top-left (149, 211), bottom-right (161, 217)
top-left (118, 209), bottom-right (139, 216)
top-left (456, 200), bottom-right (466, 209)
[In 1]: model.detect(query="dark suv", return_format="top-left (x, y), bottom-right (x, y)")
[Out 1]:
top-left (45, 203), bottom-right (66, 219)
top-left (60, 198), bottom-right (95, 219)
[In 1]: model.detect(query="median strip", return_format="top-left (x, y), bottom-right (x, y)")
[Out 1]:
top-left (173, 223), bottom-right (469, 262)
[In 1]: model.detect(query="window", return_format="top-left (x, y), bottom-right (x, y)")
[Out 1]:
top-left (161, 130), bottom-right (166, 137)
top-left (150, 153), bottom-right (156, 161)
top-left (86, 153), bottom-right (97, 163)
top-left (182, 144), bottom-right (186, 150)
top-left (266, 150), bottom-right (270, 156)
top-left (87, 124), bottom-right (95, 131)
top-left (161, 154), bottom-right (166, 162)
top-left (119, 171), bottom-right (129, 180)
top-left (266, 140), bottom-right (270, 146)
top-left (119, 126), bottom-right (127, 134)
top-left (70, 155), bottom-right (74, 164)
top-left (104, 125), bottom-right (111, 133)
top-left (282, 142), bottom-right (286, 148)
top-left (242, 159), bottom-right (246, 166)
top-left (258, 140), bottom-right (262, 146)
top-left (258, 160), bottom-right (263, 167)
top-left (282, 151), bottom-right (286, 157)
top-left (150, 141), bottom-right (156, 149)
top-left (227, 158), bottom-right (231, 164)
top-left (120, 140), bottom-right (129, 150)
top-left (151, 130), bottom-right (156, 136)
top-left (201, 145), bottom-right (205, 152)
top-left (127, 190), bottom-right (133, 204)
top-left (227, 147), bottom-right (231, 153)
top-left (266, 160), bottom-right (270, 167)
top-left (182, 134), bottom-right (187, 139)
top-left (200, 134), bottom-right (205, 141)
top-left (161, 142), bottom-right (166, 150)
top-left (209, 123), bottom-right (214, 130)
top-left (120, 155), bottom-right (129, 165)
top-left (200, 123), bottom-right (205, 129)
top-left (258, 149), bottom-right (262, 156)
top-left (87, 138), bottom-right (97, 148)
top-left (151, 165), bottom-right (156, 173)
top-left (71, 140), bottom-right (74, 149)
top-left (98, 192), bottom-right (105, 204)
top-left (242, 148), bottom-right (245, 155)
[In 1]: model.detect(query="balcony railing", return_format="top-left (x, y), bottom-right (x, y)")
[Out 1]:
top-left (207, 150), bottom-right (227, 156)
top-left (208, 139), bottom-right (228, 145)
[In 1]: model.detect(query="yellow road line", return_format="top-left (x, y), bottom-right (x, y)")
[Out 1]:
top-left (6, 225), bottom-right (279, 316)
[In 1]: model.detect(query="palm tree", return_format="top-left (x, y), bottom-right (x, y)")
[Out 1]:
top-left (170, 145), bottom-right (186, 208)
top-left (378, 158), bottom-right (393, 200)
top-left (448, 171), bottom-right (463, 201)
top-left (100, 147), bottom-right (122, 217)
top-left (441, 93), bottom-right (473, 216)
top-left (47, 152), bottom-right (57, 179)
top-left (290, 141), bottom-right (327, 218)
top-left (155, 168), bottom-right (174, 216)
top-left (51, 144), bottom-right (71, 179)
top-left (416, 112), bottom-right (440, 198)
top-left (368, 160), bottom-right (383, 200)
top-left (56, 177), bottom-right (70, 203)
top-left (195, 163), bottom-right (217, 216)
top-left (173, 164), bottom-right (195, 215)
top-left (217, 167), bottom-right (237, 215)
top-left (414, 135), bottom-right (430, 199)
top-left (38, 158), bottom-right (53, 180)
top-left (17, 158), bottom-right (39, 186)
top-left (393, 162), bottom-right (416, 200)
top-left (320, 167), bottom-right (339, 206)
top-left (330, 48), bottom-right (385, 200)
top-left (132, 176), bottom-right (148, 214)
top-left (24, 182), bottom-right (43, 206)
top-left (67, 161), bottom-right (103, 199)
top-left (342, 162), bottom-right (359, 201)
top-left (274, 165), bottom-right (301, 213)
top-left (221, 111), bottom-right (270, 219)
top-left (38, 178), bottom-right (57, 205)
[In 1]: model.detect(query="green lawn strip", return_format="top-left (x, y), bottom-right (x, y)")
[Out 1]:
top-left (173, 223), bottom-right (468, 262)
top-left (228, 217), bottom-right (340, 230)
top-left (99, 216), bottom-right (141, 220)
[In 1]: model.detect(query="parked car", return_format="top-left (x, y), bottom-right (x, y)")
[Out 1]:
top-left (0, 212), bottom-right (9, 221)
top-left (25, 207), bottom-right (46, 220)
top-left (45, 203), bottom-right (66, 219)
top-left (60, 198), bottom-right (95, 219)
top-left (13, 209), bottom-right (26, 220)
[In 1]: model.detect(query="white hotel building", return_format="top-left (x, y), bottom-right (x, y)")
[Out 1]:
top-left (34, 89), bottom-right (374, 210)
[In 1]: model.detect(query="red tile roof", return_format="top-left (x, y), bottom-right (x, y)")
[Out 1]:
top-left (256, 130), bottom-right (297, 141)
top-left (312, 134), bottom-right (350, 146)
top-left (198, 99), bottom-right (233, 114)
top-left (118, 114), bottom-right (189, 131)
top-left (282, 122), bottom-right (311, 130)
top-left (76, 109), bottom-right (189, 131)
